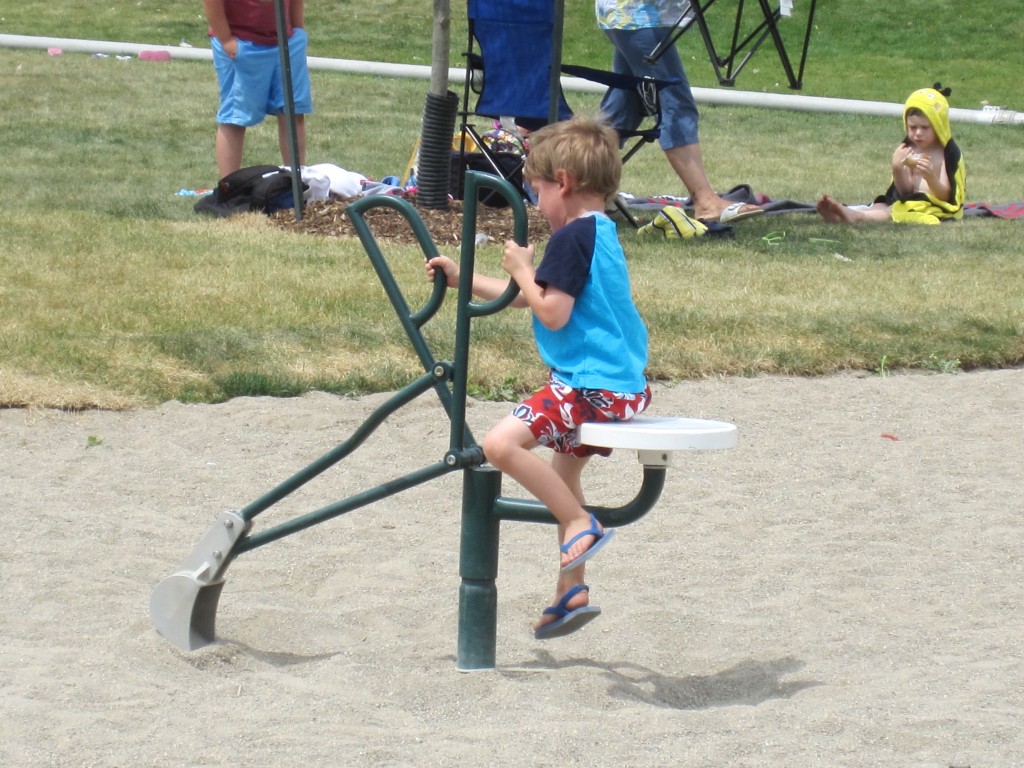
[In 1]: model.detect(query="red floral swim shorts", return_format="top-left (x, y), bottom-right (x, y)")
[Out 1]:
top-left (512, 374), bottom-right (652, 458)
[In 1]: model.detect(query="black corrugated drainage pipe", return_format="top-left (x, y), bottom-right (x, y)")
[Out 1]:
top-left (416, 90), bottom-right (460, 210)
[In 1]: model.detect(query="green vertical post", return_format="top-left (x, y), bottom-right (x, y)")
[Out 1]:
top-left (456, 465), bottom-right (502, 671)
top-left (272, 0), bottom-right (303, 220)
top-left (450, 173), bottom-right (526, 670)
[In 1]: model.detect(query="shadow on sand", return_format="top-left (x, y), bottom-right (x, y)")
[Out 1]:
top-left (514, 653), bottom-right (820, 710)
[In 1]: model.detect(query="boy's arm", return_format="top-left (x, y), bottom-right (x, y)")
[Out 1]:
top-left (502, 242), bottom-right (574, 329)
top-left (291, 0), bottom-right (305, 28)
top-left (891, 143), bottom-right (917, 196)
top-left (471, 273), bottom-right (528, 307)
top-left (426, 256), bottom-right (528, 308)
top-left (919, 154), bottom-right (952, 202)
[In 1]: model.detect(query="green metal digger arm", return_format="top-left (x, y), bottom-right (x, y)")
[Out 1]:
top-left (346, 193), bottom-right (450, 373)
top-left (494, 467), bottom-right (669, 528)
top-left (458, 172), bottom-right (528, 318)
top-left (447, 172), bottom-right (530, 456)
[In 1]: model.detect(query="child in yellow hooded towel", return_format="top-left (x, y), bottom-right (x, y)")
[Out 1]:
top-left (817, 84), bottom-right (966, 225)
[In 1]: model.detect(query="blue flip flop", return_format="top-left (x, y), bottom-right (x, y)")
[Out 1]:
top-left (560, 513), bottom-right (615, 573)
top-left (534, 584), bottom-right (601, 640)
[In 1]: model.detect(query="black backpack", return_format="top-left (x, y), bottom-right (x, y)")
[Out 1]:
top-left (194, 165), bottom-right (304, 217)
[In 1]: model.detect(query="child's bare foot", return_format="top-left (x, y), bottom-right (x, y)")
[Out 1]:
top-left (559, 513), bottom-right (615, 572)
top-left (817, 195), bottom-right (856, 224)
top-left (533, 584), bottom-right (601, 639)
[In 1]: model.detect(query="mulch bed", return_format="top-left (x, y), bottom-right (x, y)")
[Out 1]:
top-left (272, 195), bottom-right (551, 247)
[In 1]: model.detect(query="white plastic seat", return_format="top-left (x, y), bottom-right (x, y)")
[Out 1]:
top-left (580, 416), bottom-right (737, 467)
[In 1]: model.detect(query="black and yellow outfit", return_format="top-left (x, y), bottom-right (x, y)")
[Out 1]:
top-left (877, 87), bottom-right (966, 224)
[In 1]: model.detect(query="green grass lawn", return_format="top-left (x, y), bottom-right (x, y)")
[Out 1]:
top-left (3, 0), bottom-right (1022, 106)
top-left (1, 3), bottom-right (1022, 409)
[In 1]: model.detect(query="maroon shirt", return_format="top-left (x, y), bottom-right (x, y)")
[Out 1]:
top-left (213, 0), bottom-right (293, 46)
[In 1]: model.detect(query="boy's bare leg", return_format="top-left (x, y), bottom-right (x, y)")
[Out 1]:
top-left (533, 452), bottom-right (593, 630)
top-left (215, 123), bottom-right (246, 178)
top-left (482, 417), bottom-right (603, 568)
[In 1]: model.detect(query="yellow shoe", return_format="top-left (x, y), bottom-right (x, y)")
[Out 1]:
top-left (638, 206), bottom-right (708, 239)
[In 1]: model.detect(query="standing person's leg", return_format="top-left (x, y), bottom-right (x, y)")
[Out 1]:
top-left (211, 37), bottom-right (251, 178)
top-left (602, 27), bottom-right (760, 221)
top-left (276, 114), bottom-right (306, 168)
top-left (273, 27), bottom-right (313, 168)
top-left (599, 46), bottom-right (643, 135)
top-left (664, 143), bottom-right (723, 218)
top-left (214, 37), bottom-right (290, 177)
top-left (215, 125), bottom-right (247, 178)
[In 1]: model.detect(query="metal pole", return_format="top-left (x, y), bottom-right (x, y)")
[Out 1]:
top-left (548, 0), bottom-right (565, 125)
top-left (457, 466), bottom-right (502, 671)
top-left (273, 0), bottom-right (303, 220)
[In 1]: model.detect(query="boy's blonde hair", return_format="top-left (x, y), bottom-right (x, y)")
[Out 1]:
top-left (523, 115), bottom-right (622, 201)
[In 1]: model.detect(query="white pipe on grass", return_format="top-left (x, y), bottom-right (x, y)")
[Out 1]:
top-left (3, 33), bottom-right (1021, 127)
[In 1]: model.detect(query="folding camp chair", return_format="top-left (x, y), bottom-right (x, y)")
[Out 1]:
top-left (649, 0), bottom-right (819, 89)
top-left (458, 0), bottom-right (677, 227)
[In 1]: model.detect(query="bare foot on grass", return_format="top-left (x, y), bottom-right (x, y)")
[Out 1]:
top-left (817, 195), bottom-right (857, 224)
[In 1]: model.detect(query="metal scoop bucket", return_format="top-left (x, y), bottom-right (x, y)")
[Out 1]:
top-left (149, 510), bottom-right (250, 651)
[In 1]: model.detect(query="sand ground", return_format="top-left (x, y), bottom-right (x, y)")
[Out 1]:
top-left (2, 370), bottom-right (1021, 767)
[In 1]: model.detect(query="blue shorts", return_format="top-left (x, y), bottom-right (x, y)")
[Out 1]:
top-left (600, 26), bottom-right (699, 150)
top-left (212, 27), bottom-right (313, 127)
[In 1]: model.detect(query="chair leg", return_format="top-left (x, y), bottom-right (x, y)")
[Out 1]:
top-left (613, 195), bottom-right (640, 229)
